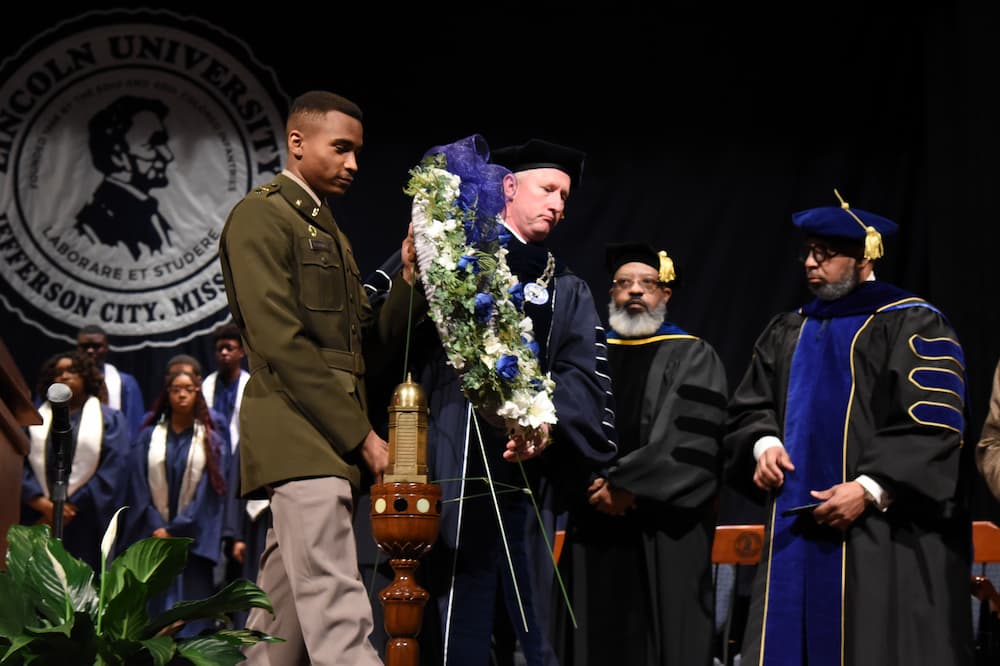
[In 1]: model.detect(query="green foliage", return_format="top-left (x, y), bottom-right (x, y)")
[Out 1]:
top-left (0, 519), bottom-right (281, 665)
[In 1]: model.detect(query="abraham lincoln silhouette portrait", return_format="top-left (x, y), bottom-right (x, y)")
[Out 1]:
top-left (75, 95), bottom-right (175, 261)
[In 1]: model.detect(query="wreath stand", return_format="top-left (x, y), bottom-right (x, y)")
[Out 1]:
top-left (370, 374), bottom-right (440, 666)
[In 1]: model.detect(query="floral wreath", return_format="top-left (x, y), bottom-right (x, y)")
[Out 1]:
top-left (404, 135), bottom-right (557, 431)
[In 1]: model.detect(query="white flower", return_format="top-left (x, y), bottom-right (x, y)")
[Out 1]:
top-left (101, 506), bottom-right (129, 562)
top-left (425, 218), bottom-right (447, 240)
top-left (484, 332), bottom-right (503, 357)
top-left (525, 391), bottom-right (557, 429)
top-left (497, 396), bottom-right (530, 421)
top-left (447, 350), bottom-right (467, 370)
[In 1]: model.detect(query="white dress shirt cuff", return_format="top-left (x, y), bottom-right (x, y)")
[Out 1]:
top-left (753, 436), bottom-right (784, 461)
top-left (855, 474), bottom-right (891, 511)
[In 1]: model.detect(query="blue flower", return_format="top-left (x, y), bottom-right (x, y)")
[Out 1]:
top-left (474, 292), bottom-right (494, 321)
top-left (521, 336), bottom-right (539, 356)
top-left (458, 254), bottom-right (480, 273)
top-left (508, 283), bottom-right (524, 309)
top-left (496, 354), bottom-right (519, 380)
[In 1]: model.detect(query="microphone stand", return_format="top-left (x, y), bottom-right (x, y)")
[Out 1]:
top-left (46, 382), bottom-right (73, 541)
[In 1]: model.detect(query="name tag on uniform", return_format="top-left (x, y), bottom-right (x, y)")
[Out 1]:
top-left (308, 239), bottom-right (331, 251)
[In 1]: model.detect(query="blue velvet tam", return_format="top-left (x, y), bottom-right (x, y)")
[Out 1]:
top-left (792, 190), bottom-right (899, 259)
top-left (491, 138), bottom-right (585, 188)
top-left (792, 205), bottom-right (898, 240)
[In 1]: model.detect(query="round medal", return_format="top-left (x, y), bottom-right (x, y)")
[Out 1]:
top-left (524, 282), bottom-right (549, 305)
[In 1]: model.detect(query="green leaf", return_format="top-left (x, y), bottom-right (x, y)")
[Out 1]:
top-left (1, 633), bottom-right (35, 663)
top-left (104, 537), bottom-right (191, 601)
top-left (0, 634), bottom-right (35, 664)
top-left (94, 633), bottom-right (146, 664)
top-left (175, 635), bottom-right (248, 666)
top-left (1, 613), bottom-right (97, 664)
top-left (139, 635), bottom-right (175, 665)
top-left (99, 570), bottom-right (151, 641)
top-left (5, 527), bottom-right (96, 629)
top-left (44, 539), bottom-right (97, 615)
top-left (0, 574), bottom-right (32, 638)
top-left (4, 525), bottom-right (51, 588)
top-left (23, 545), bottom-right (76, 627)
top-left (147, 579), bottom-right (273, 635)
top-left (204, 628), bottom-right (284, 647)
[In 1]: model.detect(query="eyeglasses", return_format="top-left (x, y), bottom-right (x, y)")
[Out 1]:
top-left (168, 386), bottom-right (198, 395)
top-left (611, 277), bottom-right (664, 292)
top-left (798, 243), bottom-right (841, 263)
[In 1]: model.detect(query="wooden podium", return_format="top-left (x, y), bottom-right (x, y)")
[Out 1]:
top-left (0, 338), bottom-right (42, 569)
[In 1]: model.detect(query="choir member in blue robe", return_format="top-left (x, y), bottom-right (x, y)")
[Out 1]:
top-left (123, 368), bottom-right (230, 637)
top-left (76, 325), bottom-right (147, 441)
top-left (22, 350), bottom-right (130, 571)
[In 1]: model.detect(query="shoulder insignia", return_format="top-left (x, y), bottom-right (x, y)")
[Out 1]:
top-left (251, 182), bottom-right (281, 196)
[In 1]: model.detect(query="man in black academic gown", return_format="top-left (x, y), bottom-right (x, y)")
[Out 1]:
top-left (724, 192), bottom-right (975, 665)
top-left (558, 241), bottom-right (728, 666)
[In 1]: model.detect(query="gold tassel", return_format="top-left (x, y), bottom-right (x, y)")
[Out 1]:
top-left (834, 188), bottom-right (884, 260)
top-left (863, 226), bottom-right (884, 260)
top-left (657, 251), bottom-right (676, 283)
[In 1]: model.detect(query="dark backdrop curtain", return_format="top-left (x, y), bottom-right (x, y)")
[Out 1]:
top-left (2, 4), bottom-right (998, 519)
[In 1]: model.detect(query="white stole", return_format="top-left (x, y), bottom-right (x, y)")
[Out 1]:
top-left (201, 373), bottom-right (217, 410)
top-left (27, 396), bottom-right (103, 498)
top-left (204, 371), bottom-right (263, 519)
top-left (103, 363), bottom-right (122, 410)
top-left (202, 371), bottom-right (249, 453)
top-left (147, 421), bottom-right (206, 522)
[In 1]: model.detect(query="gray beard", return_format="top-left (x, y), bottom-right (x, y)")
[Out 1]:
top-left (809, 268), bottom-right (860, 301)
top-left (608, 301), bottom-right (667, 338)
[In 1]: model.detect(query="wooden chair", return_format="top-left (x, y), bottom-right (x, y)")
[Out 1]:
top-left (973, 520), bottom-right (1000, 611)
top-left (972, 520), bottom-right (1000, 661)
top-left (713, 524), bottom-right (765, 566)
top-left (707, 521), bottom-right (1000, 664)
top-left (713, 525), bottom-right (765, 665)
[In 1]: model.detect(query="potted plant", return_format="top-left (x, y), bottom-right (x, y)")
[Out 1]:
top-left (0, 507), bottom-right (280, 664)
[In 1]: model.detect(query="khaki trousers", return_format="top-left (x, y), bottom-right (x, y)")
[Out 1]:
top-left (243, 476), bottom-right (382, 665)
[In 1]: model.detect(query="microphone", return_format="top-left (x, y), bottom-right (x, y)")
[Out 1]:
top-left (47, 382), bottom-right (73, 540)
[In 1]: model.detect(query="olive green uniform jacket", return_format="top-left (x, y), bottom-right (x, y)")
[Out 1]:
top-left (219, 174), bottom-right (418, 498)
